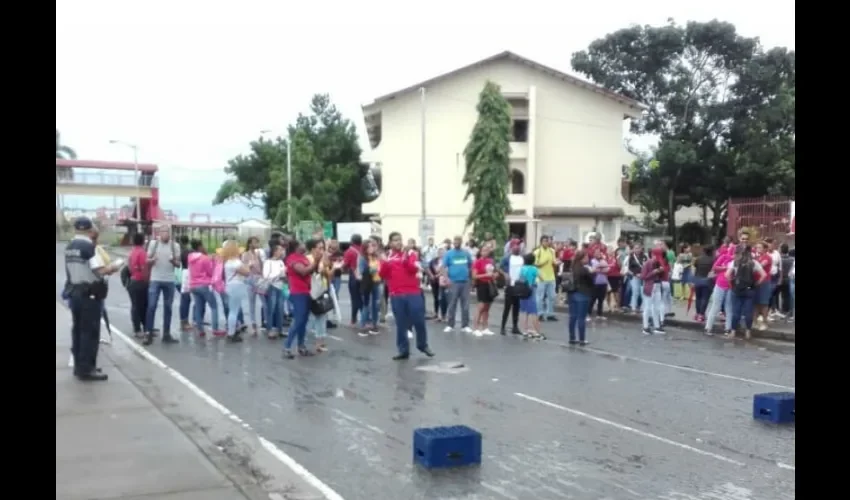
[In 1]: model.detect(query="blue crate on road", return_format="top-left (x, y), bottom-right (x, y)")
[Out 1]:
top-left (753, 392), bottom-right (795, 424)
top-left (413, 425), bottom-right (482, 469)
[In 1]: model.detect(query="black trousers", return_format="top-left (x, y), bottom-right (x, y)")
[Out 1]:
top-left (128, 279), bottom-right (149, 333)
top-left (591, 284), bottom-right (608, 316)
top-left (70, 291), bottom-right (102, 375)
top-left (772, 282), bottom-right (791, 313)
top-left (348, 278), bottom-right (362, 324)
top-left (500, 287), bottom-right (520, 329)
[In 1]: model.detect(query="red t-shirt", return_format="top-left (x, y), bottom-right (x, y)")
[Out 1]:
top-left (472, 257), bottom-right (494, 282)
top-left (606, 254), bottom-right (621, 277)
top-left (756, 253), bottom-right (773, 276)
top-left (343, 245), bottom-right (361, 274)
top-left (285, 253), bottom-right (312, 295)
top-left (560, 248), bottom-right (576, 263)
top-left (129, 246), bottom-right (149, 281)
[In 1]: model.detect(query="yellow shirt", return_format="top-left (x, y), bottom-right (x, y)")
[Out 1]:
top-left (368, 257), bottom-right (381, 283)
top-left (534, 247), bottom-right (556, 282)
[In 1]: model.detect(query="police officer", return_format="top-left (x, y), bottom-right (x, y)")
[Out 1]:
top-left (65, 217), bottom-right (120, 381)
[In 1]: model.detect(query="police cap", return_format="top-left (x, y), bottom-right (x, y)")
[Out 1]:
top-left (74, 216), bottom-right (95, 231)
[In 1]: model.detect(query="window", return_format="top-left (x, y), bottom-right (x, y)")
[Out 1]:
top-left (510, 170), bottom-right (525, 194)
top-left (512, 119), bottom-right (529, 142)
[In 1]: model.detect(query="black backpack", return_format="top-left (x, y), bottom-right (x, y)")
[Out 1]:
top-left (561, 269), bottom-right (577, 293)
top-left (780, 256), bottom-right (794, 281)
top-left (120, 265), bottom-right (132, 288)
top-left (733, 262), bottom-right (756, 292)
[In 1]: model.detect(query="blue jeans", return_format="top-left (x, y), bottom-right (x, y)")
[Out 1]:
top-left (661, 281), bottom-right (672, 316)
top-left (245, 278), bottom-right (260, 326)
top-left (308, 312), bottom-right (328, 339)
top-left (730, 289), bottom-right (755, 330)
top-left (536, 280), bottom-right (557, 317)
top-left (190, 286), bottom-right (219, 331)
top-left (265, 288), bottom-right (283, 332)
top-left (220, 292), bottom-right (244, 326)
top-left (284, 294), bottom-right (311, 350)
top-left (692, 277), bottom-right (712, 316)
top-left (146, 280), bottom-right (175, 334)
top-left (179, 290), bottom-right (192, 323)
top-left (628, 276), bottom-right (643, 310)
top-left (225, 282), bottom-right (248, 337)
top-left (705, 286), bottom-right (733, 331)
top-left (360, 284), bottom-right (383, 327)
top-left (567, 292), bottom-right (590, 342)
top-left (642, 283), bottom-right (663, 329)
top-left (391, 293), bottom-right (429, 354)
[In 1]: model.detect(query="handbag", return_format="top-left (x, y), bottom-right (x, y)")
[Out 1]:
top-left (512, 279), bottom-right (533, 299)
top-left (488, 281), bottom-right (499, 300)
top-left (310, 292), bottom-right (335, 315)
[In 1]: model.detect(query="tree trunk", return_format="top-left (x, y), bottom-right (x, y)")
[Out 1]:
top-left (667, 189), bottom-right (677, 249)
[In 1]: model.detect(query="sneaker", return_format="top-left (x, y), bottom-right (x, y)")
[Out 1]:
top-left (472, 330), bottom-right (484, 337)
top-left (597, 315), bottom-right (607, 321)
top-left (407, 330), bottom-right (414, 339)
top-left (567, 339), bottom-right (578, 345)
top-left (368, 328), bottom-right (380, 335)
top-left (704, 330), bottom-right (714, 337)
top-left (358, 329), bottom-right (369, 337)
top-left (642, 328), bottom-right (652, 335)
top-left (482, 329), bottom-right (495, 336)
top-left (385, 313), bottom-right (394, 320)
top-left (443, 326), bottom-right (454, 333)
top-left (212, 330), bottom-right (227, 337)
top-left (579, 340), bottom-right (590, 346)
top-left (461, 326), bottom-right (473, 334)
top-left (68, 356), bottom-right (74, 368)
top-left (653, 328), bottom-right (666, 335)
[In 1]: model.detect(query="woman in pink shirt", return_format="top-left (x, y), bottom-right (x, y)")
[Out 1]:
top-left (187, 240), bottom-right (224, 336)
top-left (127, 233), bottom-right (150, 338)
top-left (704, 246), bottom-right (734, 335)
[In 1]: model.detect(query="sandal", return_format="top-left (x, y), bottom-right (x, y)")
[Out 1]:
top-left (316, 344), bottom-right (328, 353)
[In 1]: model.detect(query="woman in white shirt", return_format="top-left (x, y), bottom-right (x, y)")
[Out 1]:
top-left (261, 244), bottom-right (286, 338)
top-left (221, 241), bottom-right (251, 342)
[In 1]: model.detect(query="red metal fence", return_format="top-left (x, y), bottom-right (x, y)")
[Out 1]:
top-left (727, 196), bottom-right (794, 241)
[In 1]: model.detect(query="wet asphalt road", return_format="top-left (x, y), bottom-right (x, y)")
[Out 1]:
top-left (56, 245), bottom-right (795, 500)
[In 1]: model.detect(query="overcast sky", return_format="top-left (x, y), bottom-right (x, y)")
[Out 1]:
top-left (56, 0), bottom-right (795, 220)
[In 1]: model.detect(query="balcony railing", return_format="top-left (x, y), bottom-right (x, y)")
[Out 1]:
top-left (57, 172), bottom-right (159, 188)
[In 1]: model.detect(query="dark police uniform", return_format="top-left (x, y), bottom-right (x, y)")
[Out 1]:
top-left (64, 217), bottom-right (108, 381)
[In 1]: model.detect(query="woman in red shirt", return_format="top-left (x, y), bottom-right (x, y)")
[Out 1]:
top-left (127, 232), bottom-right (150, 337)
top-left (472, 245), bottom-right (497, 335)
top-left (753, 242), bottom-right (774, 329)
top-left (283, 239), bottom-right (319, 358)
top-left (379, 231), bottom-right (434, 360)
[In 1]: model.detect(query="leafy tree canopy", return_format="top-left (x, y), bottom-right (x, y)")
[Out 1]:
top-left (214, 94), bottom-right (368, 230)
top-left (56, 130), bottom-right (76, 159)
top-left (573, 19), bottom-right (795, 242)
top-left (463, 81), bottom-right (512, 243)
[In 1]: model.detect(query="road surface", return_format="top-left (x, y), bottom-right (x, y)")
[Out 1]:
top-left (56, 244), bottom-right (795, 500)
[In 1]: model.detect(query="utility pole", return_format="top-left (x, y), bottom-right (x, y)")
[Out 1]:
top-left (286, 138), bottom-right (292, 230)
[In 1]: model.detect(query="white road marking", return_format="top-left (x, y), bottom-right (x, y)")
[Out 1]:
top-left (514, 392), bottom-right (745, 467)
top-left (571, 345), bottom-right (794, 391)
top-left (330, 408), bottom-right (387, 435)
top-left (776, 462), bottom-right (795, 471)
top-left (98, 317), bottom-right (346, 500)
top-left (328, 335), bottom-right (344, 341)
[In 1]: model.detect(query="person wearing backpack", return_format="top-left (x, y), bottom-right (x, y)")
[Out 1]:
top-left (144, 226), bottom-right (181, 346)
top-left (725, 244), bottom-right (768, 340)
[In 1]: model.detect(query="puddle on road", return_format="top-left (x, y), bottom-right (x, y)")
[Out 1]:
top-left (415, 361), bottom-right (470, 375)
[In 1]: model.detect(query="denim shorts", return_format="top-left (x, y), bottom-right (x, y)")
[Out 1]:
top-left (755, 281), bottom-right (773, 305)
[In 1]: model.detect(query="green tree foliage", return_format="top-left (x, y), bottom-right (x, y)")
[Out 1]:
top-left (462, 81), bottom-right (512, 243)
top-left (56, 130), bottom-right (77, 159)
top-left (214, 94), bottom-right (367, 230)
top-left (572, 19), bottom-right (795, 243)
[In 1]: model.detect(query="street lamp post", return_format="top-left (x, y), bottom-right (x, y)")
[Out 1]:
top-left (260, 130), bottom-right (292, 230)
top-left (109, 139), bottom-right (141, 222)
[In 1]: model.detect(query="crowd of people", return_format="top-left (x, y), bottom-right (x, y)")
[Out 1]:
top-left (63, 217), bottom-right (795, 382)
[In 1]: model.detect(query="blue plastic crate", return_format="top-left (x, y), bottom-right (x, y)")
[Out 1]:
top-left (753, 392), bottom-right (795, 424)
top-left (413, 425), bottom-right (482, 469)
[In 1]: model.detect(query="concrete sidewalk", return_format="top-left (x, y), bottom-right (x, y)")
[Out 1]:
top-left (56, 303), bottom-right (328, 500)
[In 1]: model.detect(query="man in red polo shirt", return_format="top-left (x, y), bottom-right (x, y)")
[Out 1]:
top-left (342, 234), bottom-right (364, 326)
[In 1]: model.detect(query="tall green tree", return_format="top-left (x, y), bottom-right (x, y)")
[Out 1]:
top-left (214, 94), bottom-right (367, 230)
top-left (571, 20), bottom-right (789, 245)
top-left (56, 130), bottom-right (77, 159)
top-left (462, 81), bottom-right (512, 243)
